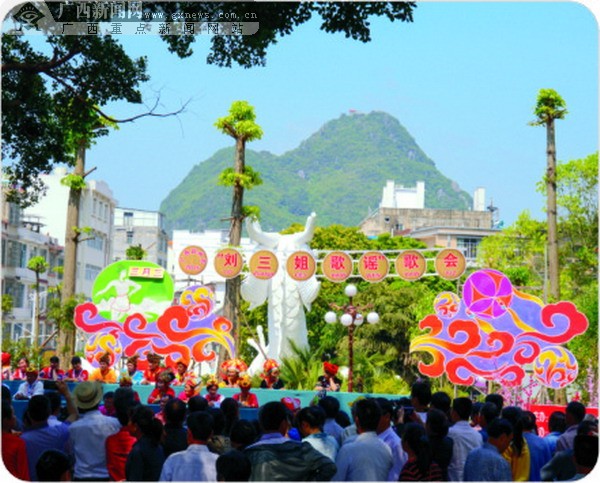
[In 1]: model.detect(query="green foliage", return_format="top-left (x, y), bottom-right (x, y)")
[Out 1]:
top-left (27, 256), bottom-right (49, 278)
top-left (2, 294), bottom-right (14, 316)
top-left (530, 88), bottom-right (568, 125)
top-left (125, 244), bottom-right (147, 260)
top-left (218, 165), bottom-right (263, 189)
top-left (241, 205), bottom-right (261, 221)
top-left (2, 34), bottom-right (149, 206)
top-left (60, 173), bottom-right (87, 191)
top-left (214, 101), bottom-right (263, 142)
top-left (161, 112), bottom-right (472, 233)
top-left (280, 340), bottom-right (324, 390)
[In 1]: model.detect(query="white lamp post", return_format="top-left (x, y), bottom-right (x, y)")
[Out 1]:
top-left (324, 284), bottom-right (378, 392)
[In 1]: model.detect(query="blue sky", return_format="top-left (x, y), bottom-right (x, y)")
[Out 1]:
top-left (5, 1), bottom-right (600, 228)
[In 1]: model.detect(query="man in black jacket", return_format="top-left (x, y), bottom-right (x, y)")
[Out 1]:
top-left (244, 401), bottom-right (337, 481)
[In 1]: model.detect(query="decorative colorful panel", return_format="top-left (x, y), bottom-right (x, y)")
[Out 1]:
top-left (76, 261), bottom-right (235, 368)
top-left (410, 269), bottom-right (588, 388)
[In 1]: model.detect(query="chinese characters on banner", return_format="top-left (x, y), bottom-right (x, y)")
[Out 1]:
top-left (358, 251), bottom-right (389, 282)
top-left (214, 248), bottom-right (244, 278)
top-left (249, 250), bottom-right (279, 280)
top-left (178, 245), bottom-right (208, 275)
top-left (286, 250), bottom-right (317, 281)
top-left (190, 247), bottom-right (467, 282)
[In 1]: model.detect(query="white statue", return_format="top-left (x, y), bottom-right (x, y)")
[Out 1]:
top-left (242, 212), bottom-right (321, 375)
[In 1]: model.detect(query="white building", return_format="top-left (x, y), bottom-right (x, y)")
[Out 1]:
top-left (168, 229), bottom-right (255, 313)
top-left (23, 167), bottom-right (116, 297)
top-left (113, 208), bottom-right (169, 268)
top-left (380, 180), bottom-right (425, 209)
top-left (2, 197), bottom-right (63, 345)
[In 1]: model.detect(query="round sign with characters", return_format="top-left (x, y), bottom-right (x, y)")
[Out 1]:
top-left (178, 245), bottom-right (208, 275)
top-left (92, 260), bottom-right (174, 323)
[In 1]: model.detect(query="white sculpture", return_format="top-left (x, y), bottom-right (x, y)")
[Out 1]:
top-left (242, 212), bottom-right (321, 375)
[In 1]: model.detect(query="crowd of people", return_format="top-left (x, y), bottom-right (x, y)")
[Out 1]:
top-left (1, 351), bottom-right (598, 481)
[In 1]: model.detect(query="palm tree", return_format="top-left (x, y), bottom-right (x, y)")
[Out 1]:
top-left (530, 89), bottom-right (568, 301)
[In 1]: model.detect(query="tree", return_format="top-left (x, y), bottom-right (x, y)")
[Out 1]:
top-left (27, 256), bottom-right (50, 349)
top-left (530, 88), bottom-right (568, 301)
top-left (126, 244), bottom-right (147, 260)
top-left (215, 100), bottom-right (263, 348)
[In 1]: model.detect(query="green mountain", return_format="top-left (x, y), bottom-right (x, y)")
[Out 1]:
top-left (160, 111), bottom-right (472, 233)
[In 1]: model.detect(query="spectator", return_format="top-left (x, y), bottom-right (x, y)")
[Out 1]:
top-left (544, 410), bottom-right (566, 454)
top-left (105, 387), bottom-right (139, 481)
top-left (244, 400), bottom-right (336, 481)
top-left (99, 391), bottom-right (117, 417)
top-left (463, 418), bottom-right (513, 481)
top-left (1, 402), bottom-right (30, 480)
top-left (484, 393), bottom-right (504, 412)
top-left (297, 405), bottom-right (339, 461)
top-left (230, 419), bottom-right (258, 450)
top-left (221, 397), bottom-right (240, 436)
top-left (189, 394), bottom-right (210, 413)
top-left (571, 431), bottom-right (598, 479)
top-left (39, 355), bottom-right (65, 381)
top-left (207, 407), bottom-right (232, 455)
top-left (216, 449), bottom-right (252, 481)
top-left (154, 394), bottom-right (175, 425)
top-left (126, 404), bottom-right (166, 481)
top-left (46, 390), bottom-right (64, 426)
top-left (447, 397), bottom-right (483, 481)
top-left (478, 401), bottom-right (501, 443)
top-left (522, 410), bottom-right (553, 481)
top-left (470, 401), bottom-right (483, 429)
top-left (556, 401), bottom-right (586, 452)
top-left (160, 411), bottom-right (218, 481)
top-left (540, 419), bottom-right (597, 481)
top-left (281, 396), bottom-right (302, 441)
top-left (411, 381), bottom-right (432, 423)
top-left (501, 406), bottom-right (531, 481)
top-left (20, 383), bottom-right (77, 481)
top-left (69, 381), bottom-right (121, 480)
top-left (162, 397), bottom-right (189, 458)
top-left (431, 391), bottom-right (452, 420)
top-left (13, 366), bottom-right (44, 400)
top-left (426, 408), bottom-right (453, 481)
top-left (376, 397), bottom-right (408, 481)
top-left (399, 422), bottom-right (443, 481)
top-left (319, 395), bottom-right (344, 445)
top-left (35, 449), bottom-right (72, 481)
top-left (333, 398), bottom-right (392, 481)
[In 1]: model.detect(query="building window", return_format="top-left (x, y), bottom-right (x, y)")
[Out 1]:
top-left (85, 264), bottom-right (102, 281)
top-left (457, 237), bottom-right (481, 260)
top-left (126, 230), bottom-right (133, 244)
top-left (18, 242), bottom-right (27, 268)
top-left (124, 212), bottom-right (134, 228)
top-left (86, 234), bottom-right (104, 251)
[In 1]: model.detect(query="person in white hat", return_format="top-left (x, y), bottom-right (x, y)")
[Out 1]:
top-left (68, 381), bottom-right (121, 480)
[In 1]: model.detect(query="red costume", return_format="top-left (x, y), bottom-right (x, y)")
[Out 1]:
top-left (66, 368), bottom-right (89, 381)
top-left (147, 387), bottom-right (175, 404)
top-left (39, 366), bottom-right (65, 380)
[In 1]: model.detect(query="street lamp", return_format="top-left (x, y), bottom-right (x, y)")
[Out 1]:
top-left (324, 284), bottom-right (379, 392)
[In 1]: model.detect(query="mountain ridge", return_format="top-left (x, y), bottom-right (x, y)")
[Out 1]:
top-left (160, 111), bottom-right (472, 233)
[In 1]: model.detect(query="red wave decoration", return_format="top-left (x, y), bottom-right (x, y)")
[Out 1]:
top-left (418, 314), bottom-right (444, 336)
top-left (470, 331), bottom-right (514, 358)
top-left (445, 320), bottom-right (482, 353)
top-left (417, 350), bottom-right (446, 377)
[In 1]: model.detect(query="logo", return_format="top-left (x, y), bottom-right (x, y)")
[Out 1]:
top-left (12, 3), bottom-right (45, 29)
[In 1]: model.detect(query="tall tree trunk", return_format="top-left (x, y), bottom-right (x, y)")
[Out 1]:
top-left (222, 137), bottom-right (246, 359)
top-left (59, 141), bottom-right (86, 358)
top-left (546, 120), bottom-right (560, 301)
top-left (33, 273), bottom-right (40, 349)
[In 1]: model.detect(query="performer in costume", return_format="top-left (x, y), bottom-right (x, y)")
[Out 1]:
top-left (204, 376), bottom-right (224, 408)
top-left (260, 359), bottom-right (285, 389)
top-left (1, 352), bottom-right (12, 380)
top-left (64, 355), bottom-right (89, 382)
top-left (233, 374), bottom-right (259, 408)
top-left (142, 352), bottom-right (164, 385)
top-left (220, 358), bottom-right (247, 388)
top-left (89, 352), bottom-right (118, 383)
top-left (147, 370), bottom-right (176, 404)
top-left (177, 376), bottom-right (201, 403)
top-left (172, 357), bottom-right (192, 386)
top-left (39, 356), bottom-right (65, 381)
top-left (315, 362), bottom-right (342, 392)
top-left (11, 357), bottom-right (29, 381)
top-left (120, 354), bottom-right (144, 385)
